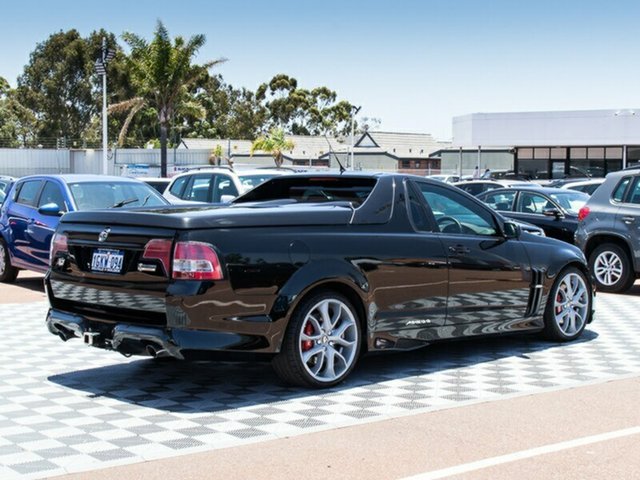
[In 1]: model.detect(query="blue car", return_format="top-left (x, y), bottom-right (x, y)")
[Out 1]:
top-left (0, 174), bottom-right (169, 282)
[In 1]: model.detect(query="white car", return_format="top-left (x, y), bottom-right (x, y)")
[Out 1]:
top-left (164, 167), bottom-right (287, 204)
top-left (560, 178), bottom-right (605, 196)
top-left (427, 174), bottom-right (460, 184)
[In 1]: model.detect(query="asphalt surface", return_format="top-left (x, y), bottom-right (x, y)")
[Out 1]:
top-left (0, 272), bottom-right (638, 479)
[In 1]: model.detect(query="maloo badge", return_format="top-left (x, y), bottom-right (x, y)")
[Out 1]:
top-left (98, 228), bottom-right (111, 243)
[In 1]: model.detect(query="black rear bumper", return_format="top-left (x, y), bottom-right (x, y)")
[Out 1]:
top-left (46, 308), bottom-right (270, 359)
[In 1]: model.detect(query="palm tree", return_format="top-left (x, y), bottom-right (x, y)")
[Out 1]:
top-left (110, 21), bottom-right (225, 177)
top-left (250, 128), bottom-right (295, 168)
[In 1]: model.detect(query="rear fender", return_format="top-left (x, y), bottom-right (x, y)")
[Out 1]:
top-left (268, 259), bottom-right (370, 349)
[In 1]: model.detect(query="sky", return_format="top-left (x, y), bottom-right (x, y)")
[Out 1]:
top-left (1, 0), bottom-right (639, 139)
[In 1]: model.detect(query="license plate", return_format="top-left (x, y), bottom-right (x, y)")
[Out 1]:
top-left (91, 249), bottom-right (124, 273)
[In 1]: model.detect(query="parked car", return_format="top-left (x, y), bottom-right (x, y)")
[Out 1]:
top-left (164, 167), bottom-right (287, 204)
top-left (0, 174), bottom-right (169, 282)
top-left (477, 187), bottom-right (589, 244)
top-left (426, 174), bottom-right (459, 184)
top-left (139, 177), bottom-right (171, 194)
top-left (561, 178), bottom-right (605, 196)
top-left (575, 168), bottom-right (640, 292)
top-left (0, 175), bottom-right (15, 203)
top-left (453, 180), bottom-right (536, 197)
top-left (45, 173), bottom-right (593, 388)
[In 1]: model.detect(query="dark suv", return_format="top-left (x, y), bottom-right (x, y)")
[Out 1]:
top-left (575, 168), bottom-right (640, 292)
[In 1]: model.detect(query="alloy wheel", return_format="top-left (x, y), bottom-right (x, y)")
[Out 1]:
top-left (0, 242), bottom-right (6, 275)
top-left (298, 298), bottom-right (359, 383)
top-left (553, 272), bottom-right (589, 336)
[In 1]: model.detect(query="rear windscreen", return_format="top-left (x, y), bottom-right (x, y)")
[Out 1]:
top-left (233, 176), bottom-right (378, 207)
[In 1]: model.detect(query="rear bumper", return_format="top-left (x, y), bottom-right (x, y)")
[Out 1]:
top-left (46, 308), bottom-right (270, 359)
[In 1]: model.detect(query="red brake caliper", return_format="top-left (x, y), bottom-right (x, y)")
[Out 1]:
top-left (301, 322), bottom-right (314, 351)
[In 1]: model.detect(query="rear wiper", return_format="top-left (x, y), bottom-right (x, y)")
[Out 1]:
top-left (110, 198), bottom-right (138, 208)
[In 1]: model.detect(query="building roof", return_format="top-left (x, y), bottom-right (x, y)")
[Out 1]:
top-left (353, 131), bottom-right (451, 158)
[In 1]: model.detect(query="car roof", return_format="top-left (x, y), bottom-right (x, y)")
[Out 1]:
top-left (15, 174), bottom-right (144, 183)
top-left (479, 186), bottom-right (588, 195)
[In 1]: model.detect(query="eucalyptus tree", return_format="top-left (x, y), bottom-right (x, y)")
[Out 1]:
top-left (111, 21), bottom-right (225, 176)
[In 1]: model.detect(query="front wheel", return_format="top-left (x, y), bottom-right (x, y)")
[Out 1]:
top-left (543, 267), bottom-right (591, 341)
top-left (272, 291), bottom-right (361, 388)
top-left (0, 239), bottom-right (18, 283)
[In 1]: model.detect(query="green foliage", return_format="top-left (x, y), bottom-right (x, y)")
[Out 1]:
top-left (256, 74), bottom-right (355, 136)
top-left (2, 24), bottom-right (361, 151)
top-left (250, 127), bottom-right (295, 168)
top-left (111, 20), bottom-right (225, 176)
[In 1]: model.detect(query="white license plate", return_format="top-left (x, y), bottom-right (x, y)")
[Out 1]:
top-left (91, 249), bottom-right (124, 273)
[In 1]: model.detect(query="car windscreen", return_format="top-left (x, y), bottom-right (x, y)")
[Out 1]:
top-left (69, 181), bottom-right (168, 210)
top-left (548, 191), bottom-right (589, 214)
top-left (233, 176), bottom-right (378, 207)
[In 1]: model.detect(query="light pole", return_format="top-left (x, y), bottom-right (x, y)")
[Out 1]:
top-left (350, 105), bottom-right (361, 170)
top-left (94, 38), bottom-right (115, 175)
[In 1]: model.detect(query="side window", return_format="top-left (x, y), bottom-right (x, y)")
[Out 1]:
top-left (169, 176), bottom-right (188, 198)
top-left (612, 177), bottom-right (631, 203)
top-left (38, 182), bottom-right (68, 212)
top-left (406, 183), bottom-right (432, 231)
top-left (483, 191), bottom-right (516, 211)
top-left (415, 182), bottom-right (498, 236)
top-left (517, 192), bottom-right (551, 214)
top-left (185, 175), bottom-right (214, 202)
top-left (212, 175), bottom-right (239, 203)
top-left (626, 178), bottom-right (640, 205)
top-left (15, 180), bottom-right (43, 207)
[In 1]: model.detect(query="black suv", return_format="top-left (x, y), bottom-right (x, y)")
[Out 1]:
top-left (575, 168), bottom-right (640, 292)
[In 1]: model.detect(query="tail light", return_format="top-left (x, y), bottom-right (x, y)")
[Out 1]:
top-left (578, 206), bottom-right (590, 222)
top-left (173, 241), bottom-right (223, 280)
top-left (50, 233), bottom-right (68, 264)
top-left (142, 239), bottom-right (172, 275)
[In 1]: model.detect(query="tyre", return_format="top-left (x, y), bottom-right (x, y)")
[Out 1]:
top-left (543, 267), bottom-right (591, 341)
top-left (0, 239), bottom-right (18, 283)
top-left (589, 243), bottom-right (635, 293)
top-left (272, 291), bottom-right (361, 388)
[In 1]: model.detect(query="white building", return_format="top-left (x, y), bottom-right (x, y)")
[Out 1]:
top-left (453, 109), bottom-right (640, 179)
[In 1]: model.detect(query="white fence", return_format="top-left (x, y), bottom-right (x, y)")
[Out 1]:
top-left (0, 148), bottom-right (214, 178)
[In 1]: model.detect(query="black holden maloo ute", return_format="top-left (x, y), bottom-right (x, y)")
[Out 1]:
top-left (46, 173), bottom-right (595, 387)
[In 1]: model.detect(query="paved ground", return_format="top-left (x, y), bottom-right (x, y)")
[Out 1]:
top-left (0, 274), bottom-right (639, 479)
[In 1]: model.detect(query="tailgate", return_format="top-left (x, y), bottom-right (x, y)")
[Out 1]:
top-left (47, 222), bottom-right (177, 326)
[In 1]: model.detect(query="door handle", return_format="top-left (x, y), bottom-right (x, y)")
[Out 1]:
top-left (622, 216), bottom-right (635, 224)
top-left (448, 245), bottom-right (470, 255)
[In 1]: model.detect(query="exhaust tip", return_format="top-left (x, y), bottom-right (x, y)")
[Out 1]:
top-left (146, 344), bottom-right (158, 357)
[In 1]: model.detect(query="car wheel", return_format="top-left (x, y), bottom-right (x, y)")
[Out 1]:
top-left (272, 291), bottom-right (361, 388)
top-left (543, 267), bottom-right (591, 341)
top-left (589, 243), bottom-right (635, 293)
top-left (0, 239), bottom-right (18, 283)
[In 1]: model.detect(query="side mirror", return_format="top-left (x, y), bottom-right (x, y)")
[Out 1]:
top-left (503, 221), bottom-right (521, 239)
top-left (220, 194), bottom-right (236, 203)
top-left (543, 207), bottom-right (564, 219)
top-left (38, 202), bottom-right (63, 216)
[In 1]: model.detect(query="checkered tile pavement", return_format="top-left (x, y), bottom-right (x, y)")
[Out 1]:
top-left (1, 294), bottom-right (640, 479)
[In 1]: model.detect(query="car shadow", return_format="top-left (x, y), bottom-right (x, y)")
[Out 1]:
top-left (47, 329), bottom-right (598, 414)
top-left (13, 273), bottom-right (45, 293)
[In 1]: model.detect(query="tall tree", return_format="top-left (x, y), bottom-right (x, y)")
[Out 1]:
top-left (111, 21), bottom-right (225, 176)
top-left (15, 29), bottom-right (124, 147)
top-left (250, 127), bottom-right (295, 168)
top-left (0, 76), bottom-right (38, 147)
top-left (256, 74), bottom-right (355, 136)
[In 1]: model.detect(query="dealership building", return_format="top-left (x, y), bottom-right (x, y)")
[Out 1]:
top-left (447, 109), bottom-right (640, 179)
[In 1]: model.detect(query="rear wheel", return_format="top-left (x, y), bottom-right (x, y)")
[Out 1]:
top-left (0, 240), bottom-right (18, 283)
top-left (589, 243), bottom-right (635, 293)
top-left (543, 267), bottom-right (591, 341)
top-left (272, 291), bottom-right (361, 388)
